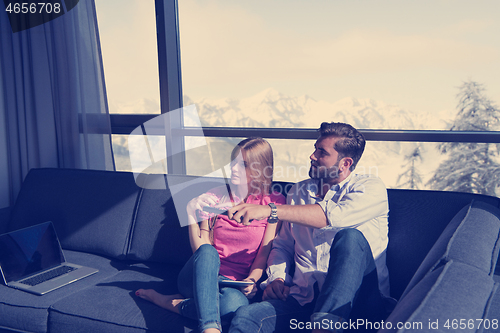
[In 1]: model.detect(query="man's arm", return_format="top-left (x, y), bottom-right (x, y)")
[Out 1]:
top-left (228, 203), bottom-right (327, 228)
top-left (228, 176), bottom-right (387, 229)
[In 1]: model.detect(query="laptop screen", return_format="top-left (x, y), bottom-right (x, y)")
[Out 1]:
top-left (0, 222), bottom-right (64, 283)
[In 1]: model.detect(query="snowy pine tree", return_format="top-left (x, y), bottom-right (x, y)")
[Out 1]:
top-left (427, 81), bottom-right (500, 196)
top-left (396, 146), bottom-right (423, 189)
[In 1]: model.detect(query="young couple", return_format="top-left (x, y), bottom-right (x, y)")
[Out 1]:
top-left (137, 122), bottom-right (392, 333)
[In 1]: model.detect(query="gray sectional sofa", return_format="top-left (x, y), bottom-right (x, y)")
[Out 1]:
top-left (1, 167), bottom-right (500, 333)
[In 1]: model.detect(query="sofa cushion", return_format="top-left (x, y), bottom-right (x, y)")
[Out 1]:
top-left (48, 263), bottom-right (191, 333)
top-left (127, 174), bottom-right (226, 266)
top-left (0, 250), bottom-right (123, 333)
top-left (381, 261), bottom-right (497, 332)
top-left (386, 189), bottom-right (500, 299)
top-left (400, 200), bottom-right (500, 300)
top-left (9, 168), bottom-right (141, 259)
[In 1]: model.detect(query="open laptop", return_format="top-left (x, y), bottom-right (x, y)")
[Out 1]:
top-left (0, 221), bottom-right (98, 295)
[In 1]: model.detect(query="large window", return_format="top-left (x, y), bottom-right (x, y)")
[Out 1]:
top-left (95, 0), bottom-right (160, 171)
top-left (178, 0), bottom-right (500, 131)
top-left (96, 0), bottom-right (160, 115)
top-left (99, 0), bottom-right (500, 197)
top-left (177, 0), bottom-right (500, 195)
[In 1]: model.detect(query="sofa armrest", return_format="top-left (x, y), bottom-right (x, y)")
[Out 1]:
top-left (381, 201), bottom-right (500, 333)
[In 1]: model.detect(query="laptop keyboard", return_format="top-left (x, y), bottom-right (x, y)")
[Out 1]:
top-left (19, 265), bottom-right (76, 286)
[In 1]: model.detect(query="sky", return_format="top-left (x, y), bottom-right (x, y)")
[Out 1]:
top-left (95, 0), bottom-right (500, 122)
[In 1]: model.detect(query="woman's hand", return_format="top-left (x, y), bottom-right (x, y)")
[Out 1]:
top-left (240, 278), bottom-right (257, 299)
top-left (186, 193), bottom-right (218, 216)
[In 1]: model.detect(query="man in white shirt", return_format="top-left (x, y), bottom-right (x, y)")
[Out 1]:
top-left (227, 122), bottom-right (391, 333)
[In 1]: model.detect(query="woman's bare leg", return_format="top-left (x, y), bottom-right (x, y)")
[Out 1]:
top-left (136, 290), bottom-right (221, 333)
top-left (135, 289), bottom-right (183, 314)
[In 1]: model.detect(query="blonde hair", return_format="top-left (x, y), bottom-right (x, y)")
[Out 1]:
top-left (230, 137), bottom-right (274, 198)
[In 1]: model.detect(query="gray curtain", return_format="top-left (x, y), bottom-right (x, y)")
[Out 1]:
top-left (0, 0), bottom-right (115, 209)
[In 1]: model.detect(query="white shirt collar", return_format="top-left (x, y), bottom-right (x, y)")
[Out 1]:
top-left (307, 173), bottom-right (353, 200)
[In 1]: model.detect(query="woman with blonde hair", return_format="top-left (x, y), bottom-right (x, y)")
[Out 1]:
top-left (136, 138), bottom-right (285, 333)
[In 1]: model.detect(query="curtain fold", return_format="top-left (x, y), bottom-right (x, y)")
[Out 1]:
top-left (0, 0), bottom-right (115, 209)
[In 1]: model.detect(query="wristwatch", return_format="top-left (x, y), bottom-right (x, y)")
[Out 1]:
top-left (267, 203), bottom-right (279, 224)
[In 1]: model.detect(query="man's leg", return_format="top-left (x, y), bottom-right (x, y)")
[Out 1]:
top-left (311, 228), bottom-right (386, 332)
top-left (229, 295), bottom-right (312, 333)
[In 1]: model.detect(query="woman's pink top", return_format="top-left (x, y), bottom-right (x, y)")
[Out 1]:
top-left (198, 186), bottom-right (286, 281)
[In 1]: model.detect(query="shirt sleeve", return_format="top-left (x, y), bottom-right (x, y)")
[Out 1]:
top-left (316, 176), bottom-right (389, 228)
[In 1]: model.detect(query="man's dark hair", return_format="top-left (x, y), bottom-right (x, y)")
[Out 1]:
top-left (319, 122), bottom-right (365, 171)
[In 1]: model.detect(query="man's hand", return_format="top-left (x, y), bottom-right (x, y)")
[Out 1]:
top-left (262, 278), bottom-right (289, 301)
top-left (227, 203), bottom-right (271, 225)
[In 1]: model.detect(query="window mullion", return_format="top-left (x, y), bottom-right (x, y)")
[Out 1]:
top-left (155, 0), bottom-right (185, 174)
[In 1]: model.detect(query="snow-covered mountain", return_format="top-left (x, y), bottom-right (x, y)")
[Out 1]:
top-left (109, 98), bottom-right (160, 114)
top-left (111, 88), bottom-right (459, 188)
top-left (182, 89), bottom-right (456, 187)
top-left (185, 88), bottom-right (454, 131)
top-left (184, 88), bottom-right (305, 128)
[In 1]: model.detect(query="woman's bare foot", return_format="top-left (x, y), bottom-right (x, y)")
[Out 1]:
top-left (136, 290), bottom-right (220, 333)
top-left (135, 289), bottom-right (184, 314)
top-left (203, 329), bottom-right (220, 333)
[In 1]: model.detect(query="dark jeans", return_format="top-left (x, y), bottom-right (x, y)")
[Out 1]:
top-left (177, 244), bottom-right (249, 332)
top-left (229, 229), bottom-right (389, 333)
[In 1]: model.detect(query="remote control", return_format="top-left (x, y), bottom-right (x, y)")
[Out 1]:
top-left (202, 206), bottom-right (229, 215)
